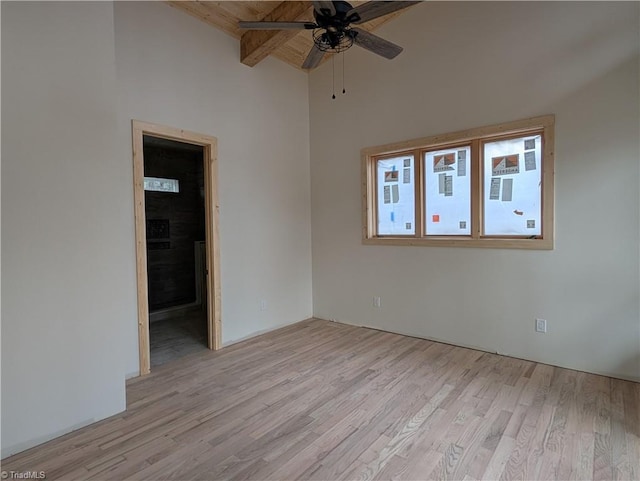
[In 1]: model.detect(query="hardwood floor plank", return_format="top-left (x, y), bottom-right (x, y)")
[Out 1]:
top-left (2, 319), bottom-right (637, 481)
top-left (481, 434), bottom-right (516, 480)
top-left (430, 415), bottom-right (485, 480)
top-left (464, 445), bottom-right (493, 480)
top-left (523, 402), bottom-right (556, 479)
top-left (593, 432), bottom-right (614, 481)
top-left (610, 379), bottom-right (631, 480)
top-left (573, 432), bottom-right (596, 481)
top-left (626, 378), bottom-right (640, 481)
top-left (395, 449), bottom-right (442, 481)
top-left (500, 421), bottom-right (536, 481)
top-left (353, 383), bottom-right (455, 480)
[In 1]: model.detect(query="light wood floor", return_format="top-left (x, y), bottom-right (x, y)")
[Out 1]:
top-left (3, 319), bottom-right (639, 480)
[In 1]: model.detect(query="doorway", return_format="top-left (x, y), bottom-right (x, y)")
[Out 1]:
top-left (132, 121), bottom-right (221, 375)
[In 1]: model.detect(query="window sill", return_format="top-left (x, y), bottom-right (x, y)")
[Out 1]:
top-left (362, 236), bottom-right (553, 250)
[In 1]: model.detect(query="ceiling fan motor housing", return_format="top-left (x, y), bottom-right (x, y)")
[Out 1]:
top-left (313, 1), bottom-right (361, 51)
top-left (314, 1), bottom-right (361, 30)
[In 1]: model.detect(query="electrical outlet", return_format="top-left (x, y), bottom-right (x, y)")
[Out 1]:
top-left (260, 300), bottom-right (267, 311)
top-left (373, 296), bottom-right (381, 308)
top-left (535, 318), bottom-right (547, 333)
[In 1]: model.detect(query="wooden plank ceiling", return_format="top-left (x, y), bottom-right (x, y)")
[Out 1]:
top-left (167, 1), bottom-right (416, 70)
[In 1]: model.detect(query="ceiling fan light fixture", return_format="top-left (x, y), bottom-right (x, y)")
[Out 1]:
top-left (312, 28), bottom-right (354, 53)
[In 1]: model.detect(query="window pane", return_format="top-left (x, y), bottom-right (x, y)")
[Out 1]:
top-left (377, 155), bottom-right (415, 235)
top-left (144, 176), bottom-right (180, 193)
top-left (483, 135), bottom-right (542, 235)
top-left (424, 146), bottom-right (471, 235)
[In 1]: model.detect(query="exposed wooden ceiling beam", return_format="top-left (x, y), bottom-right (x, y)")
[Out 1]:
top-left (240, 1), bottom-right (314, 67)
top-left (167, 1), bottom-right (420, 71)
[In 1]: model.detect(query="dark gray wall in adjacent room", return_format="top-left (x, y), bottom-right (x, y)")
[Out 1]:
top-left (144, 138), bottom-right (205, 311)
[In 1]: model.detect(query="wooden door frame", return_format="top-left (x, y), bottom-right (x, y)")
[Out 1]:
top-left (132, 120), bottom-right (221, 376)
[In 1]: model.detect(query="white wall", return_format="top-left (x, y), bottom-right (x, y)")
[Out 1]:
top-left (114, 2), bottom-right (313, 376)
top-left (2, 2), bottom-right (127, 457)
top-left (309, 2), bottom-right (640, 381)
top-left (2, 0), bottom-right (313, 457)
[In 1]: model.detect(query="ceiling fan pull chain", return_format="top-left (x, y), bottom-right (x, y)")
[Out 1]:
top-left (332, 55), bottom-right (336, 100)
top-left (342, 51), bottom-right (346, 95)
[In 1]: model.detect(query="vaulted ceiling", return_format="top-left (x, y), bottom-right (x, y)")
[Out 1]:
top-left (167, 1), bottom-right (418, 70)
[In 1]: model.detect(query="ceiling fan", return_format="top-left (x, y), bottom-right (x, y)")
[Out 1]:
top-left (238, 1), bottom-right (420, 69)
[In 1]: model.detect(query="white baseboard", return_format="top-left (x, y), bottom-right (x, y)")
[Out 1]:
top-left (222, 318), bottom-right (313, 348)
top-left (315, 317), bottom-right (640, 384)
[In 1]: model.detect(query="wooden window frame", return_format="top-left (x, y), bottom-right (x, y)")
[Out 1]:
top-left (362, 115), bottom-right (555, 249)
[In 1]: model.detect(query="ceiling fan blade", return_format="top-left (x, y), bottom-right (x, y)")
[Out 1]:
top-left (302, 44), bottom-right (326, 69)
top-left (313, 1), bottom-right (336, 16)
top-left (351, 27), bottom-right (403, 59)
top-left (349, 1), bottom-right (421, 24)
top-left (238, 21), bottom-right (316, 30)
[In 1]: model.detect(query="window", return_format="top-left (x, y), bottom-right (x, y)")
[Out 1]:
top-left (144, 176), bottom-right (180, 193)
top-left (424, 145), bottom-right (471, 236)
top-left (376, 154), bottom-right (416, 235)
top-left (362, 115), bottom-right (554, 249)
